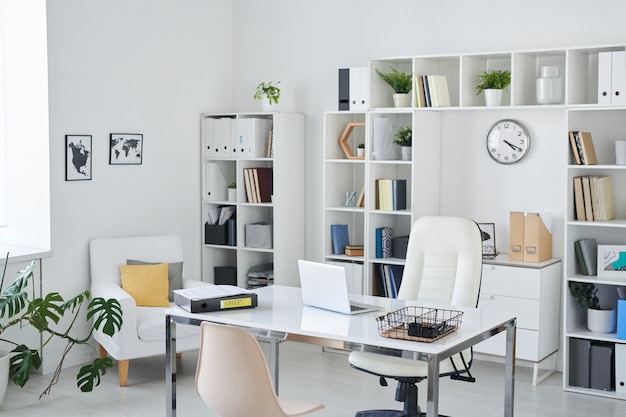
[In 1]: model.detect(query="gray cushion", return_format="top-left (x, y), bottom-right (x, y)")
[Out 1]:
top-left (127, 259), bottom-right (183, 301)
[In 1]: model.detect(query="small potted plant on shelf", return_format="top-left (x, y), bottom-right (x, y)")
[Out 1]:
top-left (0, 258), bottom-right (123, 403)
top-left (569, 281), bottom-right (616, 333)
top-left (475, 69), bottom-right (511, 107)
top-left (394, 126), bottom-right (412, 161)
top-left (228, 182), bottom-right (237, 202)
top-left (375, 66), bottom-right (412, 107)
top-left (253, 81), bottom-right (281, 111)
top-left (357, 143), bottom-right (365, 157)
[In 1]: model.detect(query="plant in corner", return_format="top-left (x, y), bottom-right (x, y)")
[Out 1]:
top-left (394, 126), bottom-right (412, 147)
top-left (475, 69), bottom-right (511, 95)
top-left (0, 258), bottom-right (123, 399)
top-left (253, 81), bottom-right (281, 106)
top-left (568, 281), bottom-right (600, 309)
top-left (569, 281), bottom-right (616, 333)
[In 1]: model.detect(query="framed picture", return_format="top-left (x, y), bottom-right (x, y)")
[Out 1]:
top-left (477, 223), bottom-right (498, 260)
top-left (65, 135), bottom-right (92, 181)
top-left (597, 245), bottom-right (626, 278)
top-left (109, 133), bottom-right (143, 165)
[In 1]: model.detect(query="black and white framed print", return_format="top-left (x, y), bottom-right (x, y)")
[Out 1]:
top-left (109, 133), bottom-right (143, 165)
top-left (477, 222), bottom-right (498, 260)
top-left (65, 135), bottom-right (92, 181)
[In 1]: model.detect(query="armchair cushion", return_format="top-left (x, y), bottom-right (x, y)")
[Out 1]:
top-left (120, 263), bottom-right (170, 307)
top-left (127, 259), bottom-right (183, 301)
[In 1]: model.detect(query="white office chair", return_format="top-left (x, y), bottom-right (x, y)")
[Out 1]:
top-left (195, 321), bottom-right (324, 417)
top-left (89, 235), bottom-right (209, 386)
top-left (348, 216), bottom-right (483, 417)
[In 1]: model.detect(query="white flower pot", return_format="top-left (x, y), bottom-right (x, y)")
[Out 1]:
top-left (484, 89), bottom-right (503, 107)
top-left (400, 146), bottom-right (412, 161)
top-left (228, 188), bottom-right (237, 202)
top-left (587, 307), bottom-right (616, 333)
top-left (393, 93), bottom-right (411, 108)
top-left (0, 350), bottom-right (9, 406)
top-left (357, 148), bottom-right (365, 157)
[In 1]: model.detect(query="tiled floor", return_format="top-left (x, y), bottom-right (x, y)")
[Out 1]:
top-left (2, 341), bottom-right (624, 416)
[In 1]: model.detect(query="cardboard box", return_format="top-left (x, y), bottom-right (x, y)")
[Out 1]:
top-left (509, 212), bottom-right (525, 261)
top-left (245, 222), bottom-right (272, 249)
top-left (523, 213), bottom-right (552, 262)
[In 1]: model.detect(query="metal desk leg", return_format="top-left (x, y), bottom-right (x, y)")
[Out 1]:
top-left (166, 315), bottom-right (177, 417)
top-left (504, 321), bottom-right (516, 417)
top-left (425, 354), bottom-right (440, 417)
top-left (269, 337), bottom-right (280, 395)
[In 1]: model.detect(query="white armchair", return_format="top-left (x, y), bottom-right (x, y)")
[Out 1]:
top-left (89, 235), bottom-right (207, 386)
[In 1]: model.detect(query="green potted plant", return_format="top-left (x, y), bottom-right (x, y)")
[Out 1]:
top-left (228, 182), bottom-right (237, 202)
top-left (394, 126), bottom-right (412, 160)
top-left (475, 69), bottom-right (511, 107)
top-left (568, 282), bottom-right (615, 333)
top-left (0, 259), bottom-right (122, 401)
top-left (357, 143), bottom-right (365, 157)
top-left (375, 66), bottom-right (412, 107)
top-left (253, 81), bottom-right (281, 110)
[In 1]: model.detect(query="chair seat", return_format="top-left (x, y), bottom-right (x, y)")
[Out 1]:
top-left (277, 398), bottom-right (325, 416)
top-left (348, 349), bottom-right (471, 378)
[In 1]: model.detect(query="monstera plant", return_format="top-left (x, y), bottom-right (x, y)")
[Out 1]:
top-left (0, 257), bottom-right (123, 398)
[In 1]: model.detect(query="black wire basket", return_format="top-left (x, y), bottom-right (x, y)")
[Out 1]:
top-left (377, 306), bottom-right (463, 342)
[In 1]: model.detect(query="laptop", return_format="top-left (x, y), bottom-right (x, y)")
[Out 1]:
top-left (298, 259), bottom-right (381, 315)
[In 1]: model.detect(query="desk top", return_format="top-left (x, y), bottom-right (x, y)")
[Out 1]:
top-left (167, 285), bottom-right (516, 357)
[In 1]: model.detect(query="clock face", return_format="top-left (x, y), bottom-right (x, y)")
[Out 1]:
top-left (486, 119), bottom-right (531, 164)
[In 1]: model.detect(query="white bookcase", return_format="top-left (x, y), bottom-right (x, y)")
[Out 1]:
top-left (201, 112), bottom-right (305, 288)
top-left (323, 44), bottom-right (626, 398)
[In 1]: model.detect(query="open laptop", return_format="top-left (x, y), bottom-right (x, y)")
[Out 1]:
top-left (298, 259), bottom-right (381, 315)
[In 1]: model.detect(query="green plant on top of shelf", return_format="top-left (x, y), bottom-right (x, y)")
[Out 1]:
top-left (228, 182), bottom-right (236, 189)
top-left (375, 66), bottom-right (412, 94)
top-left (568, 281), bottom-right (600, 309)
top-left (475, 69), bottom-right (511, 95)
top-left (253, 81), bottom-right (281, 105)
top-left (357, 143), bottom-right (365, 149)
top-left (393, 126), bottom-right (412, 147)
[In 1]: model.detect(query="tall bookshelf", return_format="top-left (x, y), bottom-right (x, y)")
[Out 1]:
top-left (201, 112), bottom-right (305, 288)
top-left (323, 44), bottom-right (626, 399)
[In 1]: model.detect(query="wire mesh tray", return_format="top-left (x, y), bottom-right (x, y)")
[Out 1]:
top-left (377, 306), bottom-right (463, 342)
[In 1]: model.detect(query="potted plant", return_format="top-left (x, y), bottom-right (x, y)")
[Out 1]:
top-left (394, 125), bottom-right (412, 161)
top-left (357, 143), bottom-right (365, 157)
top-left (253, 81), bottom-right (281, 111)
top-left (227, 182), bottom-right (237, 202)
top-left (375, 66), bottom-right (412, 107)
top-left (569, 281), bottom-right (616, 333)
top-left (476, 69), bottom-right (511, 107)
top-left (0, 258), bottom-right (122, 402)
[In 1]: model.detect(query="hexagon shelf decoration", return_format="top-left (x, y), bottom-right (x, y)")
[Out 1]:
top-left (338, 122), bottom-right (365, 160)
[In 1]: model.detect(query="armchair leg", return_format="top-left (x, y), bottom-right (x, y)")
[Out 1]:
top-left (98, 344), bottom-right (107, 359)
top-left (118, 360), bottom-right (129, 387)
top-left (176, 352), bottom-right (182, 359)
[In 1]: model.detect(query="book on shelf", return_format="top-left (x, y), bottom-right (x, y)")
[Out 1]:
top-left (573, 175), bottom-right (615, 221)
top-left (344, 244), bottom-right (364, 256)
top-left (375, 226), bottom-right (393, 258)
top-left (574, 238), bottom-right (597, 275)
top-left (254, 167), bottom-right (273, 203)
top-left (568, 131), bottom-right (598, 165)
top-left (331, 224), bottom-right (350, 255)
top-left (243, 168), bottom-right (256, 203)
top-left (413, 75), bottom-right (449, 108)
top-left (356, 185), bottom-right (365, 208)
top-left (376, 178), bottom-right (406, 210)
top-left (374, 263), bottom-right (404, 298)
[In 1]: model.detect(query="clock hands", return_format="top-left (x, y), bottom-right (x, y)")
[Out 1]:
top-left (503, 140), bottom-right (523, 152)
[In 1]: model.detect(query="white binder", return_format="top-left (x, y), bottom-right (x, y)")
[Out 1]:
top-left (598, 51), bottom-right (612, 104)
top-left (203, 162), bottom-right (227, 201)
top-left (238, 118), bottom-right (272, 158)
top-left (349, 67), bottom-right (368, 111)
top-left (212, 118), bottom-right (222, 158)
top-left (616, 343), bottom-right (626, 393)
top-left (202, 117), bottom-right (215, 157)
top-left (612, 51), bottom-right (626, 104)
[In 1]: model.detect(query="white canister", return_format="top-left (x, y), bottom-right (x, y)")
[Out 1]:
top-left (616, 140), bottom-right (626, 165)
top-left (536, 66), bottom-right (563, 105)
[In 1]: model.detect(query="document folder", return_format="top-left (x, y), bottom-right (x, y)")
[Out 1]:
top-left (174, 285), bottom-right (258, 313)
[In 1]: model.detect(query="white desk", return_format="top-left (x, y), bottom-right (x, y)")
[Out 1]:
top-left (165, 285), bottom-right (517, 417)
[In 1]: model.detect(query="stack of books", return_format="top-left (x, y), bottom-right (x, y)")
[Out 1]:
top-left (573, 176), bottom-right (615, 221)
top-left (243, 167), bottom-right (273, 203)
top-left (375, 179), bottom-right (406, 211)
top-left (374, 263), bottom-right (404, 298)
top-left (414, 75), bottom-right (450, 108)
top-left (568, 131), bottom-right (598, 165)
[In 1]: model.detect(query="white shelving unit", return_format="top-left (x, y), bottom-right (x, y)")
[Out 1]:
top-left (201, 112), bottom-right (305, 288)
top-left (323, 43), bottom-right (626, 398)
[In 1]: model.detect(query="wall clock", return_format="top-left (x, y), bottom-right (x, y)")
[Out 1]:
top-left (486, 119), bottom-right (531, 164)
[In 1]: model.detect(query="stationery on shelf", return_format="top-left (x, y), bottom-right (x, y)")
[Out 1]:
top-left (344, 244), bottom-right (364, 256)
top-left (572, 175), bottom-right (615, 221)
top-left (331, 224), bottom-right (350, 255)
top-left (574, 238), bottom-right (597, 276)
top-left (568, 131), bottom-right (597, 165)
top-left (174, 285), bottom-right (257, 313)
top-left (375, 226), bottom-right (393, 258)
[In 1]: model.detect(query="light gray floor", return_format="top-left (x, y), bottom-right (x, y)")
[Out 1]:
top-left (2, 341), bottom-right (624, 416)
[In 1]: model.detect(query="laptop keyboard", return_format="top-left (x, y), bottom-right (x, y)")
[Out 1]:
top-left (350, 304), bottom-right (367, 312)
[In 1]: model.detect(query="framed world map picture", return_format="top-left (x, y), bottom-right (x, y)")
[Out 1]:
top-left (109, 133), bottom-right (143, 165)
top-left (65, 134), bottom-right (92, 181)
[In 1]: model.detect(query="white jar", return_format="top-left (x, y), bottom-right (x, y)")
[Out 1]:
top-left (536, 66), bottom-right (563, 105)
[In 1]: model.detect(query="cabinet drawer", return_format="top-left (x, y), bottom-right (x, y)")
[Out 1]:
top-left (481, 265), bottom-right (541, 299)
top-left (478, 294), bottom-right (540, 330)
top-left (475, 328), bottom-right (539, 361)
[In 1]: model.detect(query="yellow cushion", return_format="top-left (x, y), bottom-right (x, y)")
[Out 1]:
top-left (120, 263), bottom-right (170, 307)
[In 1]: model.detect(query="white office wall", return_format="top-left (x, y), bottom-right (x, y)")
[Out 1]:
top-left (44, 0), bottom-right (232, 370)
top-left (231, 0), bottom-right (626, 261)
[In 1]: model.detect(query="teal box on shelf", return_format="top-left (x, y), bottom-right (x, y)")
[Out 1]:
top-left (618, 299), bottom-right (626, 340)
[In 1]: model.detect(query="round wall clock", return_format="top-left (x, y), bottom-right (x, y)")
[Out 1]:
top-left (485, 119), bottom-right (531, 164)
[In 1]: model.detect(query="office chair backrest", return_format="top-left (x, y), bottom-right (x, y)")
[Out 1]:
top-left (195, 322), bottom-right (289, 417)
top-left (397, 216), bottom-right (482, 307)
